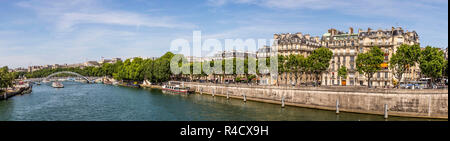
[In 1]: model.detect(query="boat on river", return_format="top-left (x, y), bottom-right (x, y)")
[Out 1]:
top-left (162, 81), bottom-right (191, 94)
top-left (51, 82), bottom-right (64, 88)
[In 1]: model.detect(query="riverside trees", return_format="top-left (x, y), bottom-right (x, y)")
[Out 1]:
top-left (0, 66), bottom-right (14, 91)
top-left (25, 52), bottom-right (176, 84)
top-left (356, 46), bottom-right (384, 88)
top-left (389, 44), bottom-right (421, 87)
top-left (419, 46), bottom-right (445, 87)
top-left (307, 47), bottom-right (333, 86)
top-left (275, 47), bottom-right (332, 87)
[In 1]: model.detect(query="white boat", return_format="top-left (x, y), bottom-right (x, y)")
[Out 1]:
top-left (161, 81), bottom-right (191, 94)
top-left (162, 85), bottom-right (189, 93)
top-left (52, 82), bottom-right (64, 88)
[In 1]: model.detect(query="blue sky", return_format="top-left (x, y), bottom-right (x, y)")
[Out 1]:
top-left (0, 0), bottom-right (448, 68)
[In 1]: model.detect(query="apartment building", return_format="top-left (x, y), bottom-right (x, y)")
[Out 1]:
top-left (321, 27), bottom-right (420, 87)
top-left (273, 32), bottom-right (322, 86)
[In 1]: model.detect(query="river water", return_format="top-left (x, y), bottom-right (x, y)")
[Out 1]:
top-left (0, 81), bottom-right (440, 121)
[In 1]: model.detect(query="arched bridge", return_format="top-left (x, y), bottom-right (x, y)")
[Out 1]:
top-left (44, 71), bottom-right (90, 82)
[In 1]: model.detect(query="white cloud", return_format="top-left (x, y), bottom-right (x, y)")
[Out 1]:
top-left (207, 0), bottom-right (447, 19)
top-left (17, 0), bottom-right (196, 32)
top-left (57, 12), bottom-right (196, 32)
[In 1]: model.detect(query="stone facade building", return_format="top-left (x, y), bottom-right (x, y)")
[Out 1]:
top-left (273, 32), bottom-right (322, 86)
top-left (321, 27), bottom-right (420, 87)
top-left (266, 27), bottom-right (420, 87)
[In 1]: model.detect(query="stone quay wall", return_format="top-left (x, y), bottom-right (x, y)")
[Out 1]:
top-left (184, 83), bottom-right (448, 119)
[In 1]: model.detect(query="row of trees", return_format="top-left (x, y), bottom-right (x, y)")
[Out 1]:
top-left (25, 52), bottom-right (176, 84)
top-left (276, 47), bottom-right (333, 86)
top-left (389, 45), bottom-right (446, 87)
top-left (15, 44), bottom-right (448, 88)
top-left (354, 45), bottom-right (446, 88)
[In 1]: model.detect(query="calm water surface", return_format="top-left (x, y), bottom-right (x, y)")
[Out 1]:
top-left (0, 82), bottom-right (441, 121)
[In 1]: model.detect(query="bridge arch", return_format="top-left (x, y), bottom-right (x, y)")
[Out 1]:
top-left (44, 71), bottom-right (90, 82)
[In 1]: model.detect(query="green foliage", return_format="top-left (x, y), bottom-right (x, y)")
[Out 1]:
top-left (286, 54), bottom-right (306, 85)
top-left (276, 55), bottom-right (287, 85)
top-left (0, 66), bottom-right (14, 90)
top-left (24, 52), bottom-right (176, 84)
top-left (444, 60), bottom-right (448, 77)
top-left (337, 66), bottom-right (348, 79)
top-left (307, 47), bottom-right (333, 85)
top-left (389, 44), bottom-right (421, 82)
top-left (356, 46), bottom-right (384, 88)
top-left (419, 46), bottom-right (445, 84)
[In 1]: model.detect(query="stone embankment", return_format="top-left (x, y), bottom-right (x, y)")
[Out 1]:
top-left (1, 84), bottom-right (32, 100)
top-left (184, 82), bottom-right (448, 119)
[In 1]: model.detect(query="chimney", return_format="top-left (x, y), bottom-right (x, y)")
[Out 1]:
top-left (304, 34), bottom-right (311, 40)
top-left (273, 34), bottom-right (279, 39)
top-left (296, 32), bottom-right (303, 38)
top-left (368, 28), bottom-right (372, 32)
top-left (349, 27), bottom-right (354, 34)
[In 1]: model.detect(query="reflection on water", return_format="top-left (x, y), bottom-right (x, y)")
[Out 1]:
top-left (0, 82), bottom-right (443, 121)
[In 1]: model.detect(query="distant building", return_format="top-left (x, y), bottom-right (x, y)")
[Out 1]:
top-left (99, 57), bottom-right (122, 64)
top-left (256, 45), bottom-right (274, 85)
top-left (213, 50), bottom-right (257, 61)
top-left (84, 61), bottom-right (100, 67)
top-left (185, 56), bottom-right (212, 63)
top-left (13, 67), bottom-right (28, 72)
top-left (256, 45), bottom-right (272, 59)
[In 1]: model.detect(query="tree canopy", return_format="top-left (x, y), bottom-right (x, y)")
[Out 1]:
top-left (337, 66), bottom-right (348, 80)
top-left (0, 66), bottom-right (14, 90)
top-left (356, 46), bottom-right (384, 88)
top-left (307, 47), bottom-right (333, 86)
top-left (419, 46), bottom-right (445, 85)
top-left (389, 44), bottom-right (421, 84)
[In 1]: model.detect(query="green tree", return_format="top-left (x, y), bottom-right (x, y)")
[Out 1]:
top-left (308, 47), bottom-right (333, 86)
top-left (153, 52), bottom-right (174, 83)
top-left (443, 60), bottom-right (448, 78)
top-left (419, 46), bottom-right (445, 87)
top-left (142, 59), bottom-right (154, 82)
top-left (389, 44), bottom-right (421, 86)
top-left (276, 55), bottom-right (287, 86)
top-left (0, 66), bottom-right (14, 91)
top-left (337, 66), bottom-right (348, 85)
top-left (287, 54), bottom-right (305, 86)
top-left (356, 46), bottom-right (384, 88)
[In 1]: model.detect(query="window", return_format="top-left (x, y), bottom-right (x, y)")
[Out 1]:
top-left (385, 72), bottom-right (388, 78)
top-left (377, 72), bottom-right (380, 78)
